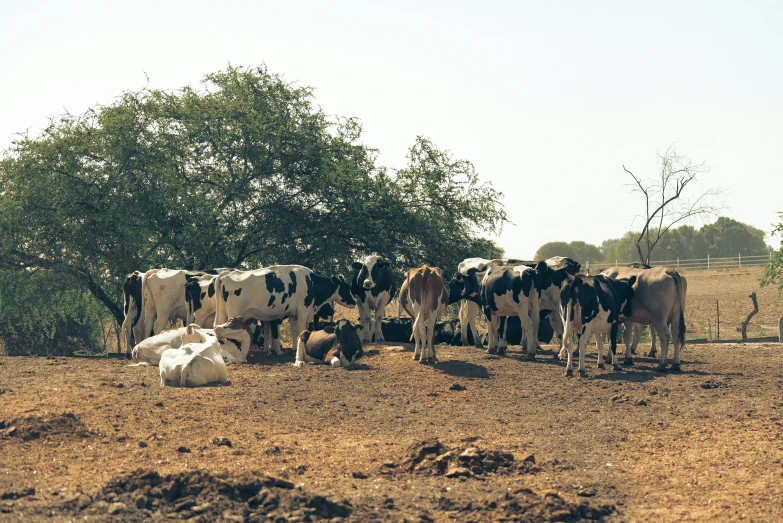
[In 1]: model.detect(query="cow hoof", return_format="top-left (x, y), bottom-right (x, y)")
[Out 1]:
top-left (419, 358), bottom-right (429, 364)
top-left (597, 363), bottom-right (605, 369)
top-left (613, 364), bottom-right (624, 372)
top-left (656, 363), bottom-right (667, 372)
top-left (565, 368), bottom-right (573, 377)
top-left (579, 369), bottom-right (587, 377)
top-left (292, 361), bottom-right (304, 368)
top-left (623, 358), bottom-right (634, 366)
top-left (526, 353), bottom-right (535, 362)
top-left (647, 350), bottom-right (657, 358)
top-left (486, 348), bottom-right (497, 355)
top-left (671, 363), bottom-right (681, 372)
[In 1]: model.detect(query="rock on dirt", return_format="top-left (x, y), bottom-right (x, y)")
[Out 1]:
top-left (400, 439), bottom-right (532, 477)
top-left (59, 469), bottom-right (353, 521)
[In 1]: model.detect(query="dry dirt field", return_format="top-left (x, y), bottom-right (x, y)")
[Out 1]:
top-left (2, 339), bottom-right (783, 522)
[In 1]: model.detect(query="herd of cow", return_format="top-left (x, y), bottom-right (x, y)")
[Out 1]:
top-left (121, 253), bottom-right (687, 386)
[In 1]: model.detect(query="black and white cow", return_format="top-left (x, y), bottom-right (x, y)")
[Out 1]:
top-left (214, 265), bottom-right (356, 352)
top-left (351, 253), bottom-right (397, 343)
top-left (121, 271), bottom-right (147, 357)
top-left (559, 274), bottom-right (637, 377)
top-left (450, 257), bottom-right (579, 349)
top-left (293, 319), bottom-right (364, 368)
top-left (142, 268), bottom-right (220, 340)
top-left (480, 261), bottom-right (547, 359)
top-left (380, 317), bottom-right (414, 343)
top-left (184, 270), bottom-right (230, 328)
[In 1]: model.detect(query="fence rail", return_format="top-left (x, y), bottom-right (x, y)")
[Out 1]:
top-left (586, 253), bottom-right (773, 273)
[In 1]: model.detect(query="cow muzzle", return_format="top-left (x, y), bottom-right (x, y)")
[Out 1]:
top-left (363, 280), bottom-right (374, 289)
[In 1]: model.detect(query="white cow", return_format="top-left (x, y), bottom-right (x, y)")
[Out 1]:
top-left (159, 330), bottom-right (228, 387)
top-left (132, 324), bottom-right (240, 366)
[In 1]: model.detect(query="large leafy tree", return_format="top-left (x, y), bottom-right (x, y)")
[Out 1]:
top-left (534, 241), bottom-right (603, 266)
top-left (761, 213), bottom-right (783, 292)
top-left (0, 65), bottom-right (506, 329)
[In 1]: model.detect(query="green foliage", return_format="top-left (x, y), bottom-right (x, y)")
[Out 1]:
top-left (700, 217), bottom-right (768, 258)
top-left (0, 64), bottom-right (508, 341)
top-left (534, 241), bottom-right (603, 266)
top-left (0, 270), bottom-right (106, 355)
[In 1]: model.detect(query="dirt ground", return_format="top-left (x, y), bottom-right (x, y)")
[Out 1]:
top-left (2, 339), bottom-right (783, 522)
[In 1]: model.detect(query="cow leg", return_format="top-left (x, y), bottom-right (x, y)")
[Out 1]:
top-left (596, 333), bottom-right (605, 368)
top-left (359, 303), bottom-right (372, 343)
top-left (609, 323), bottom-right (623, 370)
top-left (654, 321), bottom-right (670, 372)
top-left (622, 323), bottom-right (634, 365)
top-left (486, 314), bottom-right (500, 354)
top-left (577, 325), bottom-right (590, 377)
top-left (288, 317), bottom-right (302, 355)
top-left (497, 317), bottom-right (508, 355)
top-left (648, 328), bottom-right (658, 358)
top-left (262, 323), bottom-right (273, 355)
top-left (521, 312), bottom-right (536, 361)
top-left (374, 296), bottom-right (389, 343)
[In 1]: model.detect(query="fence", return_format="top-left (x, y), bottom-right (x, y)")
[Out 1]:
top-left (586, 252), bottom-right (773, 273)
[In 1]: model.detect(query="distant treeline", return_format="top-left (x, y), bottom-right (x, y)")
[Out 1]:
top-left (535, 217), bottom-right (770, 265)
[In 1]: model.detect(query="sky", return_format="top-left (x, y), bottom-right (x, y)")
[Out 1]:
top-left (2, 1), bottom-right (782, 259)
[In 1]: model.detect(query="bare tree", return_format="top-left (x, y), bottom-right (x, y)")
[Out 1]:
top-left (624, 146), bottom-right (722, 265)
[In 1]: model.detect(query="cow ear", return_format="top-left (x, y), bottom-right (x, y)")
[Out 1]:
top-left (186, 325), bottom-right (194, 335)
top-left (628, 275), bottom-right (637, 287)
top-left (351, 262), bottom-right (363, 271)
top-left (323, 326), bottom-right (335, 334)
top-left (354, 324), bottom-right (364, 333)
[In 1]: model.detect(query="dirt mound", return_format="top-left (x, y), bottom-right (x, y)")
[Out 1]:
top-left (442, 488), bottom-right (615, 522)
top-left (61, 469), bottom-right (353, 522)
top-left (400, 439), bottom-right (534, 478)
top-left (2, 412), bottom-right (91, 441)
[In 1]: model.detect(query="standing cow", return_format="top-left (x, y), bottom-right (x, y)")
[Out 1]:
top-left (600, 266), bottom-right (687, 371)
top-left (121, 271), bottom-right (148, 357)
top-left (351, 253), bottom-right (397, 343)
top-left (214, 265), bottom-right (356, 352)
top-left (559, 274), bottom-right (637, 377)
top-left (400, 265), bottom-right (450, 363)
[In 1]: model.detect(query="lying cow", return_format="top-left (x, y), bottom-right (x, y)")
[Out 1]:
top-left (381, 317), bottom-right (414, 343)
top-left (433, 319), bottom-right (486, 346)
top-left (559, 274), bottom-right (637, 377)
top-left (293, 320), bottom-right (364, 368)
top-left (159, 328), bottom-right (229, 387)
top-left (132, 325), bottom-right (215, 366)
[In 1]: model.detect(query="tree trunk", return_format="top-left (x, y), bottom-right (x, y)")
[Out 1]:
top-left (741, 292), bottom-right (759, 342)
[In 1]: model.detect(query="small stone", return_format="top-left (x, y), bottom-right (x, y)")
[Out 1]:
top-left (577, 488), bottom-right (596, 497)
top-left (191, 502), bottom-right (211, 514)
top-left (459, 447), bottom-right (480, 460)
top-left (351, 472), bottom-right (368, 479)
top-left (444, 466), bottom-right (472, 478)
top-left (381, 461), bottom-right (397, 468)
top-left (634, 399), bottom-right (648, 407)
top-left (138, 441), bottom-right (148, 448)
top-left (212, 436), bottom-right (232, 447)
top-left (107, 502), bottom-right (127, 515)
top-left (77, 494), bottom-right (91, 510)
top-left (449, 383), bottom-right (466, 391)
top-left (176, 446), bottom-right (191, 453)
top-left (154, 401), bottom-right (164, 407)
top-left (522, 453), bottom-right (536, 464)
top-left (5, 426), bottom-right (17, 437)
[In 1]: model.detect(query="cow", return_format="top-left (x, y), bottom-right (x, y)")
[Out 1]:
top-left (399, 265), bottom-right (449, 363)
top-left (121, 271), bottom-right (147, 357)
top-left (432, 319), bottom-right (487, 346)
top-left (600, 266), bottom-right (687, 371)
top-left (310, 302), bottom-right (335, 330)
top-left (159, 329), bottom-right (228, 387)
top-left (451, 257), bottom-right (579, 350)
top-left (130, 324), bottom-right (248, 366)
top-left (380, 317), bottom-right (414, 343)
top-left (213, 317), bottom-right (265, 364)
top-left (559, 274), bottom-right (637, 377)
top-left (213, 265), bottom-right (356, 353)
top-left (293, 319), bottom-right (364, 368)
top-left (351, 253), bottom-right (397, 343)
top-left (143, 269), bottom-right (214, 339)
top-left (497, 313), bottom-right (555, 347)
top-left (479, 261), bottom-right (547, 359)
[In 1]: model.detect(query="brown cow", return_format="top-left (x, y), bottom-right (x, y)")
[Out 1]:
top-left (600, 266), bottom-right (687, 371)
top-left (399, 265), bottom-right (449, 364)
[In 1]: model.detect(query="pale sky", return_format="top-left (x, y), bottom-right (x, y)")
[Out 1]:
top-left (2, 1), bottom-right (782, 259)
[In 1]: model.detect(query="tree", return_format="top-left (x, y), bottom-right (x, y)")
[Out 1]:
top-left (761, 213), bottom-right (783, 292)
top-left (624, 146), bottom-right (721, 264)
top-left (0, 64), bottom-right (507, 334)
top-left (700, 217), bottom-right (769, 258)
top-left (534, 241), bottom-right (603, 265)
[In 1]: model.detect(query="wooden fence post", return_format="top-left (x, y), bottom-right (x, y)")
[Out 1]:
top-left (708, 255), bottom-right (710, 270)
top-left (779, 317), bottom-right (783, 343)
top-left (716, 299), bottom-right (720, 340)
top-left (739, 253), bottom-right (742, 267)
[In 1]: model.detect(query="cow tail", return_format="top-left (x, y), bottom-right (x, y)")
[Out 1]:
top-left (411, 275), bottom-right (426, 343)
top-left (669, 271), bottom-right (686, 347)
top-left (140, 269), bottom-right (157, 338)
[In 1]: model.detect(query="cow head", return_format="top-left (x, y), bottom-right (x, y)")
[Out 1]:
top-left (333, 275), bottom-right (356, 307)
top-left (182, 324), bottom-right (215, 345)
top-left (616, 275), bottom-right (637, 318)
top-left (352, 253), bottom-right (389, 290)
top-left (448, 275), bottom-right (466, 304)
top-left (214, 317), bottom-right (253, 363)
top-left (461, 268), bottom-right (483, 299)
top-left (328, 319), bottom-right (364, 368)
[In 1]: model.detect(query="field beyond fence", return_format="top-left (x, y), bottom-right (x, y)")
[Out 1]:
top-left (587, 253), bottom-right (773, 273)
